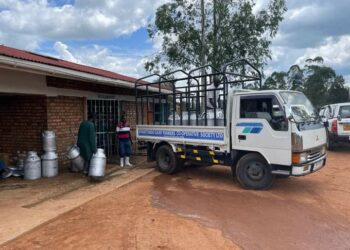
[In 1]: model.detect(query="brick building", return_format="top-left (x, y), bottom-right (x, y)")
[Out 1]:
top-left (0, 45), bottom-right (145, 167)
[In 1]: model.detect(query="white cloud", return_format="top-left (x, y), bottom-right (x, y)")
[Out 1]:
top-left (343, 75), bottom-right (350, 86)
top-left (52, 42), bottom-right (149, 78)
top-left (295, 35), bottom-right (350, 66)
top-left (150, 34), bottom-right (164, 50)
top-left (0, 0), bottom-right (166, 41)
top-left (2, 0), bottom-right (350, 82)
top-left (252, 0), bottom-right (270, 14)
top-left (0, 0), bottom-right (170, 77)
top-left (263, 66), bottom-right (275, 78)
top-left (0, 30), bottom-right (41, 50)
top-left (270, 46), bottom-right (285, 62)
top-left (288, 4), bottom-right (321, 21)
top-left (53, 41), bottom-right (79, 63)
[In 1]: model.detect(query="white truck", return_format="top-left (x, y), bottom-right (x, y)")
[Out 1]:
top-left (319, 102), bottom-right (350, 149)
top-left (135, 60), bottom-right (327, 189)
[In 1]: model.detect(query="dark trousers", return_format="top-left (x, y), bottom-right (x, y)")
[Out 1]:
top-left (119, 139), bottom-right (131, 157)
top-left (83, 160), bottom-right (90, 174)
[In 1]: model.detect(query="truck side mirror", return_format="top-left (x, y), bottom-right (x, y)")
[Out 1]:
top-left (284, 105), bottom-right (293, 120)
top-left (337, 115), bottom-right (342, 121)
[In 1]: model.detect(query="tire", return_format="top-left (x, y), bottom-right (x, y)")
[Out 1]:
top-left (235, 153), bottom-right (274, 190)
top-left (156, 145), bottom-right (183, 174)
top-left (326, 133), bottom-right (336, 150)
top-left (231, 165), bottom-right (236, 178)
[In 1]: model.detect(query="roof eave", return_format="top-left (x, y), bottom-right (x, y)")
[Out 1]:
top-left (0, 54), bottom-right (137, 89)
top-left (0, 55), bottom-right (173, 94)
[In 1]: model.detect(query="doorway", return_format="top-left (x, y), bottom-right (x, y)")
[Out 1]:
top-left (87, 99), bottom-right (120, 157)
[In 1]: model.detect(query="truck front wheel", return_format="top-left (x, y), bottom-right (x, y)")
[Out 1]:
top-left (156, 145), bottom-right (183, 174)
top-left (235, 153), bottom-right (274, 190)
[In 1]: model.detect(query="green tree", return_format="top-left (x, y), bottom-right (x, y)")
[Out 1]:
top-left (264, 57), bottom-right (349, 107)
top-left (263, 71), bottom-right (288, 89)
top-left (145, 0), bottom-right (287, 73)
top-left (287, 64), bottom-right (304, 91)
top-left (326, 76), bottom-right (349, 104)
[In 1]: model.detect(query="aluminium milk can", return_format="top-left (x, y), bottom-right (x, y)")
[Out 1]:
top-left (200, 109), bottom-right (225, 126)
top-left (42, 130), bottom-right (56, 151)
top-left (168, 113), bottom-right (181, 125)
top-left (24, 151), bottom-right (41, 180)
top-left (67, 145), bottom-right (85, 172)
top-left (42, 151), bottom-right (58, 178)
top-left (89, 148), bottom-right (106, 180)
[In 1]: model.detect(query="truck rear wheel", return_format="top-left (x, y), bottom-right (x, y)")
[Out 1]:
top-left (326, 132), bottom-right (336, 150)
top-left (156, 145), bottom-right (183, 174)
top-left (235, 153), bottom-right (274, 190)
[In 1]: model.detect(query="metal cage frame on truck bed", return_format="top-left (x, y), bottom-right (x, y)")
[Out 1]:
top-left (135, 59), bottom-right (262, 127)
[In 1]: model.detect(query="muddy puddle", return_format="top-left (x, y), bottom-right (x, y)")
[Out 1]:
top-left (151, 167), bottom-right (350, 250)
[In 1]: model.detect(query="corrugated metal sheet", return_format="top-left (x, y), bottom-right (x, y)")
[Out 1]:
top-left (0, 45), bottom-right (137, 83)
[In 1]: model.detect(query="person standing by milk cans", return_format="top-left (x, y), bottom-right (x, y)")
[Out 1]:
top-left (116, 114), bottom-right (133, 167)
top-left (77, 112), bottom-right (97, 175)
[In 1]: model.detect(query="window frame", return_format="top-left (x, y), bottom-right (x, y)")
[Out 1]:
top-left (339, 105), bottom-right (350, 118)
top-left (239, 95), bottom-right (288, 132)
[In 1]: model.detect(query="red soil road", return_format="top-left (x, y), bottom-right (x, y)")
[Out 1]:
top-left (2, 146), bottom-right (350, 250)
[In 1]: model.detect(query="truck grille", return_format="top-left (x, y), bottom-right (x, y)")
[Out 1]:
top-left (307, 149), bottom-right (323, 162)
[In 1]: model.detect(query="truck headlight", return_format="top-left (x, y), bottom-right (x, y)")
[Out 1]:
top-left (292, 152), bottom-right (308, 164)
top-left (292, 132), bottom-right (303, 151)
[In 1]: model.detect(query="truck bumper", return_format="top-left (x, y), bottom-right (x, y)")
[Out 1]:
top-left (272, 155), bottom-right (326, 176)
top-left (291, 155), bottom-right (326, 176)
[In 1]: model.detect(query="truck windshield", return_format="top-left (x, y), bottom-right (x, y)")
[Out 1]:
top-left (280, 92), bottom-right (317, 123)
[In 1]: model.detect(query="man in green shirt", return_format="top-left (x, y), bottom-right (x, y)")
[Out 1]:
top-left (77, 112), bottom-right (97, 174)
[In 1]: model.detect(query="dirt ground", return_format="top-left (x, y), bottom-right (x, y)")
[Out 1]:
top-left (0, 156), bottom-right (151, 244)
top-left (2, 146), bottom-right (350, 250)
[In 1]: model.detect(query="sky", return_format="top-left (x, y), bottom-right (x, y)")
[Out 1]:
top-left (0, 0), bottom-right (349, 84)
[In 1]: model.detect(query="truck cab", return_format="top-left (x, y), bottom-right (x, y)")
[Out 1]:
top-left (230, 90), bottom-right (326, 188)
top-left (135, 60), bottom-right (327, 190)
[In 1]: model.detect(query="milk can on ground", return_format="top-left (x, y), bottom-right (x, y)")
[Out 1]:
top-left (42, 151), bottom-right (58, 178)
top-left (24, 151), bottom-right (41, 180)
top-left (89, 148), bottom-right (106, 181)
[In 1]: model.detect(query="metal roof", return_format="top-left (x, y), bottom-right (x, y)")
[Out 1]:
top-left (0, 45), bottom-right (138, 84)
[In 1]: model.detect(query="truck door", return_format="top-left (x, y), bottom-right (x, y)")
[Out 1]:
top-left (323, 105), bottom-right (332, 132)
top-left (234, 95), bottom-right (291, 166)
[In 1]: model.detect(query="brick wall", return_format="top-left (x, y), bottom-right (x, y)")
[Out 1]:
top-left (0, 96), bottom-right (143, 167)
top-left (0, 95), bottom-right (84, 167)
top-left (47, 96), bottom-right (85, 167)
top-left (0, 95), bottom-right (47, 159)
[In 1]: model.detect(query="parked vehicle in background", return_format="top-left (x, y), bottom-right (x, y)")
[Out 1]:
top-left (319, 102), bottom-right (350, 149)
top-left (135, 59), bottom-right (327, 190)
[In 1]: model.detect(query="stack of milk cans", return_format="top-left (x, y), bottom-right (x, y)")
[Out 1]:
top-left (23, 130), bottom-right (58, 180)
top-left (41, 131), bottom-right (59, 178)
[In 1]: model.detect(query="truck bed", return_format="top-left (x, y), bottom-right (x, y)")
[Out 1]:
top-left (136, 125), bottom-right (228, 147)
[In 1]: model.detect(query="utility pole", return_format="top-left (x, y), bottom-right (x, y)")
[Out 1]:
top-left (213, 0), bottom-right (217, 69)
top-left (200, 0), bottom-right (206, 112)
top-left (201, 0), bottom-right (205, 67)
